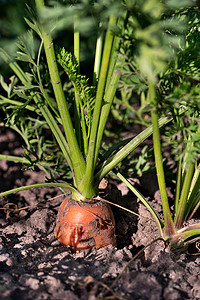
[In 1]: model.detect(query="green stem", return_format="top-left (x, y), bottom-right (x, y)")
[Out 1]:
top-left (94, 31), bottom-right (121, 163)
top-left (73, 85), bottom-right (88, 156)
top-left (94, 66), bottom-right (120, 163)
top-left (95, 115), bottom-right (171, 182)
top-left (74, 17), bottom-right (81, 147)
top-left (35, 0), bottom-right (85, 185)
top-left (116, 171), bottom-right (164, 238)
top-left (171, 223), bottom-right (200, 246)
top-left (33, 94), bottom-right (74, 172)
top-left (188, 163), bottom-right (200, 199)
top-left (185, 164), bottom-right (200, 219)
top-left (74, 18), bottom-right (80, 69)
top-left (104, 33), bottom-right (119, 95)
top-left (36, 41), bottom-right (60, 119)
top-left (78, 16), bottom-right (117, 198)
top-left (88, 16), bottom-right (117, 167)
top-left (181, 228), bottom-right (200, 242)
top-left (0, 154), bottom-right (59, 170)
top-left (0, 96), bottom-right (39, 113)
top-left (0, 182), bottom-right (85, 201)
top-left (174, 162), bottom-right (195, 229)
top-left (0, 154), bottom-right (29, 164)
top-left (93, 23), bottom-right (104, 85)
top-left (174, 123), bottom-right (200, 228)
top-left (149, 80), bottom-right (175, 238)
top-left (174, 158), bottom-right (182, 215)
top-left (187, 193), bottom-right (200, 220)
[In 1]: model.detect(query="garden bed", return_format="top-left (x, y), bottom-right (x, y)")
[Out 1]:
top-left (0, 128), bottom-right (200, 300)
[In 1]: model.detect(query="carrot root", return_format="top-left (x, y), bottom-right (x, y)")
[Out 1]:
top-left (55, 197), bottom-right (116, 250)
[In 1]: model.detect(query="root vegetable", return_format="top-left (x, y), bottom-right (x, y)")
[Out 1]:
top-left (55, 197), bottom-right (116, 250)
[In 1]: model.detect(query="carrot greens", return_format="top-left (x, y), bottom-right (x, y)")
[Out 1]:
top-left (0, 0), bottom-right (199, 250)
top-left (114, 0), bottom-right (200, 249)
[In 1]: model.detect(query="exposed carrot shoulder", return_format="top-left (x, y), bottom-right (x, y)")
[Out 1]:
top-left (55, 197), bottom-right (116, 250)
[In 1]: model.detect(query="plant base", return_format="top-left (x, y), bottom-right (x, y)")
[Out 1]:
top-left (55, 197), bottom-right (116, 250)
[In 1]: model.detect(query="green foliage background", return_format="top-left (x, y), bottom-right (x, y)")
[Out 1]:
top-left (0, 0), bottom-right (200, 181)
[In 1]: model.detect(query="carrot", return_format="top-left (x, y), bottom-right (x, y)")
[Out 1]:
top-left (55, 197), bottom-right (116, 250)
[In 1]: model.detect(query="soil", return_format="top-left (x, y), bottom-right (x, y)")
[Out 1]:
top-left (0, 128), bottom-right (200, 300)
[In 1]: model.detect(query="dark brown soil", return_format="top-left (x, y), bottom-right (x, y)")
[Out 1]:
top-left (0, 128), bottom-right (200, 300)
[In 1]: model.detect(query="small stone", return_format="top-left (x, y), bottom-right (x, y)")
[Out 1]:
top-left (25, 277), bottom-right (40, 290)
top-left (0, 253), bottom-right (13, 266)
